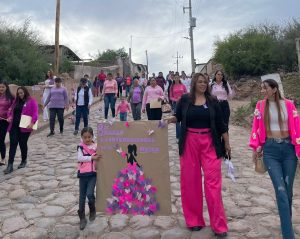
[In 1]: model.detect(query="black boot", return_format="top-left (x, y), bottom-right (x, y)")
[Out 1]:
top-left (18, 161), bottom-right (27, 169)
top-left (77, 209), bottom-right (87, 230)
top-left (88, 202), bottom-right (96, 221)
top-left (4, 164), bottom-right (13, 174)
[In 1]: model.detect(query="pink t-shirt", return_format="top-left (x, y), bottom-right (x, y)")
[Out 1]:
top-left (142, 85), bottom-right (164, 110)
top-left (170, 84), bottom-right (187, 102)
top-left (0, 96), bottom-right (13, 119)
top-left (210, 81), bottom-right (234, 101)
top-left (103, 80), bottom-right (118, 94)
top-left (116, 101), bottom-right (131, 114)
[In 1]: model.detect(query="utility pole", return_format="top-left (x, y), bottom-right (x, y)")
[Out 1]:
top-left (296, 38), bottom-right (300, 73)
top-left (173, 51), bottom-right (183, 72)
top-left (54, 0), bottom-right (61, 75)
top-left (183, 0), bottom-right (196, 73)
top-left (146, 50), bottom-right (149, 80)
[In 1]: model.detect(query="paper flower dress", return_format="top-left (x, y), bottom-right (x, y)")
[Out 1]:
top-left (106, 144), bottom-right (159, 215)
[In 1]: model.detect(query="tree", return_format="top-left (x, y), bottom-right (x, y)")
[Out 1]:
top-left (95, 48), bottom-right (128, 62)
top-left (0, 20), bottom-right (49, 85)
top-left (214, 20), bottom-right (300, 77)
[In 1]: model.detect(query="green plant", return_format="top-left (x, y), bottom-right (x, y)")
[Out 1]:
top-left (0, 19), bottom-right (49, 85)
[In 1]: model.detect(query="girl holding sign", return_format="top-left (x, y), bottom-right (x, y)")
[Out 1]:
top-left (3, 86), bottom-right (38, 174)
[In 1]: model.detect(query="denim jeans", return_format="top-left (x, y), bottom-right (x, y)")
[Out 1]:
top-left (131, 102), bottom-right (142, 120)
top-left (75, 105), bottom-right (89, 131)
top-left (104, 93), bottom-right (116, 119)
top-left (120, 112), bottom-right (127, 121)
top-left (172, 102), bottom-right (181, 139)
top-left (263, 138), bottom-right (298, 239)
top-left (79, 176), bottom-right (96, 211)
top-left (125, 86), bottom-right (131, 97)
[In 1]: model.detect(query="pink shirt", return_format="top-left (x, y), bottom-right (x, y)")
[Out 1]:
top-left (0, 96), bottom-right (13, 119)
top-left (116, 101), bottom-right (131, 114)
top-left (103, 80), bottom-right (118, 94)
top-left (211, 81), bottom-right (234, 101)
top-left (170, 84), bottom-right (187, 102)
top-left (142, 85), bottom-right (164, 110)
top-left (249, 99), bottom-right (300, 157)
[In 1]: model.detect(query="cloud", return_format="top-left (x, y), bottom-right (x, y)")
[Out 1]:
top-left (1, 0), bottom-right (299, 75)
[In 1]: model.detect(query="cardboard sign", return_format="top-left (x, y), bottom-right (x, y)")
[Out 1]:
top-left (150, 99), bottom-right (162, 109)
top-left (19, 115), bottom-right (38, 130)
top-left (96, 121), bottom-right (171, 215)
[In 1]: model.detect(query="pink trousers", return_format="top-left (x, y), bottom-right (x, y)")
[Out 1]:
top-left (180, 128), bottom-right (228, 233)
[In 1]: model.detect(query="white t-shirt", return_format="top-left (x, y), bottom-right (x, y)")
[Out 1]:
top-left (181, 78), bottom-right (191, 93)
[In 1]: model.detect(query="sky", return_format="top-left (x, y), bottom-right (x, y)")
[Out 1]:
top-left (0, 0), bottom-right (299, 75)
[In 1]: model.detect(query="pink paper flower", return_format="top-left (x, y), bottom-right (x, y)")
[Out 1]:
top-left (125, 122), bottom-right (129, 128)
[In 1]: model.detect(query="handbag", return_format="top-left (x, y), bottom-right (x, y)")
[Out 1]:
top-left (162, 102), bottom-right (172, 113)
top-left (255, 155), bottom-right (267, 173)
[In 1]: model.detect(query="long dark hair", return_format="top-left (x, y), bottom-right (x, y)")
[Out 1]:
top-left (16, 86), bottom-right (30, 104)
top-left (189, 73), bottom-right (214, 104)
top-left (263, 79), bottom-right (285, 133)
top-left (0, 79), bottom-right (14, 101)
top-left (212, 70), bottom-right (229, 94)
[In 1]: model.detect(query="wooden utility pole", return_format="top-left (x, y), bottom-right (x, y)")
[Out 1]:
top-left (296, 38), bottom-right (300, 73)
top-left (146, 50), bottom-right (149, 80)
top-left (173, 52), bottom-right (183, 72)
top-left (183, 0), bottom-right (196, 73)
top-left (54, 0), bottom-right (61, 75)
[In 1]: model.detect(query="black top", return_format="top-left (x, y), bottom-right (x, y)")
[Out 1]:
top-left (186, 104), bottom-right (210, 129)
top-left (175, 94), bottom-right (228, 157)
top-left (12, 101), bottom-right (25, 127)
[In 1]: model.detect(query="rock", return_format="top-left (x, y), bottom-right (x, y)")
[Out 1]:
top-left (259, 215), bottom-right (280, 229)
top-left (80, 217), bottom-right (108, 238)
top-left (26, 182), bottom-right (42, 191)
top-left (226, 208), bottom-right (246, 219)
top-left (0, 190), bottom-right (8, 199)
top-left (249, 207), bottom-right (271, 215)
top-left (228, 220), bottom-right (251, 232)
top-left (0, 210), bottom-right (20, 220)
top-left (12, 227), bottom-right (48, 239)
top-left (42, 205), bottom-right (66, 217)
top-left (161, 228), bottom-right (191, 239)
top-left (61, 216), bottom-right (79, 225)
top-left (132, 228), bottom-right (161, 239)
top-left (101, 232), bottom-right (131, 239)
top-left (9, 189), bottom-right (26, 199)
top-left (154, 216), bottom-right (175, 230)
top-left (247, 186), bottom-right (270, 195)
top-left (24, 209), bottom-right (43, 220)
top-left (129, 215), bottom-right (153, 229)
top-left (246, 226), bottom-right (271, 238)
top-left (190, 227), bottom-right (214, 239)
top-left (0, 198), bottom-right (11, 207)
top-left (48, 192), bottom-right (77, 207)
top-left (14, 203), bottom-right (35, 210)
top-left (30, 189), bottom-right (52, 197)
top-left (53, 224), bottom-right (79, 239)
top-left (41, 180), bottom-right (59, 189)
top-left (110, 214), bottom-right (129, 231)
top-left (34, 217), bottom-right (56, 229)
top-left (2, 216), bottom-right (29, 234)
top-left (17, 196), bottom-right (40, 204)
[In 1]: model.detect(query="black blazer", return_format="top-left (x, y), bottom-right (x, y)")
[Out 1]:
top-left (175, 94), bottom-right (228, 158)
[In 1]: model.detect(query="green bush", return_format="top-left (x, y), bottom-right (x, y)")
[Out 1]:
top-left (0, 20), bottom-right (49, 85)
top-left (214, 20), bottom-right (300, 77)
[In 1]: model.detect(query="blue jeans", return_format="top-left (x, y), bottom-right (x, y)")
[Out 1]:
top-left (75, 105), bottom-right (89, 131)
top-left (79, 176), bottom-right (96, 211)
top-left (126, 86), bottom-right (131, 97)
top-left (104, 93), bottom-right (116, 119)
top-left (263, 138), bottom-right (298, 239)
top-left (120, 112), bottom-right (127, 121)
top-left (172, 102), bottom-right (181, 139)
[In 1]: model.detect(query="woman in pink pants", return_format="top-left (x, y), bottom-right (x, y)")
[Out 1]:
top-left (166, 73), bottom-right (231, 237)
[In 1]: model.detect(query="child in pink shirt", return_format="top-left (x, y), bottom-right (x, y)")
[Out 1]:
top-left (116, 97), bottom-right (131, 121)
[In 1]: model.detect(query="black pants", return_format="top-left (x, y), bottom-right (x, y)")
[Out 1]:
top-left (0, 120), bottom-right (9, 159)
top-left (117, 84), bottom-right (123, 98)
top-left (8, 127), bottom-right (31, 164)
top-left (79, 176), bottom-right (96, 211)
top-left (219, 100), bottom-right (230, 128)
top-left (49, 108), bottom-right (65, 133)
top-left (146, 103), bottom-right (162, 120)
